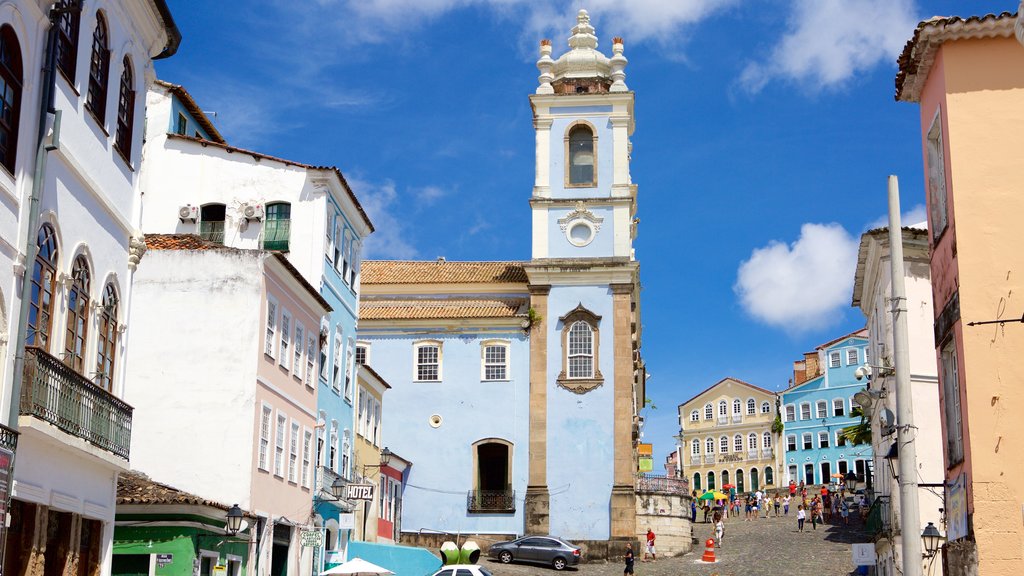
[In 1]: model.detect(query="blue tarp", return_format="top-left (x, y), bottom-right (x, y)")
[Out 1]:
top-left (347, 541), bottom-right (441, 576)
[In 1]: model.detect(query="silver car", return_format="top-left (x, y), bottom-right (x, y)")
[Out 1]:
top-left (488, 536), bottom-right (581, 570)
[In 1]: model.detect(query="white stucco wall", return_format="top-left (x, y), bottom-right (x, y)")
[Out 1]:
top-left (126, 249), bottom-right (262, 509)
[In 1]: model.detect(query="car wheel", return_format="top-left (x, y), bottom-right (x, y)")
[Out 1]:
top-left (499, 552), bottom-right (513, 564)
top-left (552, 558), bottom-right (566, 571)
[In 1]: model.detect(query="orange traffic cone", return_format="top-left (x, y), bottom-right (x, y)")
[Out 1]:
top-left (701, 538), bottom-right (717, 562)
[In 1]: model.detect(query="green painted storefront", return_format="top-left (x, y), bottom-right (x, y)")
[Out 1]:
top-left (113, 523), bottom-right (250, 576)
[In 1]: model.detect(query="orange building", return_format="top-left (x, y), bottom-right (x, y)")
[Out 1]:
top-left (896, 11), bottom-right (1024, 575)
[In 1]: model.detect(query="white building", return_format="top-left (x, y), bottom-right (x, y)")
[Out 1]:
top-left (0, 1), bottom-right (180, 575)
top-left (852, 225), bottom-right (944, 576)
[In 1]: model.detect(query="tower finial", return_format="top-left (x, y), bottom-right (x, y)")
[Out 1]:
top-left (568, 8), bottom-right (597, 50)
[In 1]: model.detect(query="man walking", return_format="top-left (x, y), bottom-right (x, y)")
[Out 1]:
top-left (623, 544), bottom-right (634, 576)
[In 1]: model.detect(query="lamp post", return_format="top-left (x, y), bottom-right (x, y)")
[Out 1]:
top-left (226, 504), bottom-right (244, 536)
top-left (921, 522), bottom-right (944, 557)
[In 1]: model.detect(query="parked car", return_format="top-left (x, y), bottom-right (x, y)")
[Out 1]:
top-left (488, 536), bottom-right (581, 570)
top-left (431, 565), bottom-right (495, 576)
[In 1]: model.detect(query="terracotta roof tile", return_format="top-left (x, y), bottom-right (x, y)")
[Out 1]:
top-left (361, 260), bottom-right (528, 285)
top-left (117, 471), bottom-right (233, 511)
top-left (360, 298), bottom-right (528, 320)
top-left (144, 234), bottom-right (222, 251)
top-left (154, 80), bottom-right (226, 144)
top-left (895, 12), bottom-right (1017, 102)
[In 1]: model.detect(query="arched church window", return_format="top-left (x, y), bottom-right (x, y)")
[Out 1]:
top-left (566, 122), bottom-right (596, 187)
top-left (95, 283), bottom-right (118, 391)
top-left (0, 24), bottom-right (24, 174)
top-left (557, 304), bottom-right (603, 392)
top-left (85, 11), bottom-right (109, 124)
top-left (64, 255), bottom-right (91, 372)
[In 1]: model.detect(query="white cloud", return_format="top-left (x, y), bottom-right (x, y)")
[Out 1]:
top-left (413, 185), bottom-right (448, 205)
top-left (739, 0), bottom-right (919, 93)
top-left (734, 223), bottom-right (859, 333)
top-left (346, 177), bottom-right (419, 259)
top-left (866, 203), bottom-right (928, 230)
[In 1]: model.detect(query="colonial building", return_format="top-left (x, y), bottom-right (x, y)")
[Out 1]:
top-left (781, 331), bottom-right (872, 486)
top-left (136, 80), bottom-right (374, 565)
top-left (357, 10), bottom-right (645, 552)
top-left (676, 378), bottom-right (778, 494)
top-left (852, 225), bottom-right (943, 576)
top-left (896, 10), bottom-right (1024, 573)
top-left (124, 235), bottom-right (332, 576)
top-left (0, 2), bottom-right (180, 575)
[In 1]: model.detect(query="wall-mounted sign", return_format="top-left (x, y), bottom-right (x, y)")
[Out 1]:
top-left (156, 554), bottom-right (173, 566)
top-left (213, 565), bottom-right (226, 576)
top-left (346, 484), bottom-right (374, 500)
top-left (637, 443), bottom-right (652, 456)
top-left (638, 457), bottom-right (653, 473)
top-left (301, 529), bottom-right (324, 547)
top-left (851, 543), bottom-right (875, 566)
top-left (339, 513), bottom-right (355, 529)
top-left (947, 473), bottom-right (967, 542)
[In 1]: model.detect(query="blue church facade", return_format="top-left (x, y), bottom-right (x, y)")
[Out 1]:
top-left (781, 330), bottom-right (874, 487)
top-left (357, 10), bottom-right (645, 548)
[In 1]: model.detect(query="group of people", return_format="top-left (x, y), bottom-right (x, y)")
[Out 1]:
top-left (690, 479), bottom-right (867, 547)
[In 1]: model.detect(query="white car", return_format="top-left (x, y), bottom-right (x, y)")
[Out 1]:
top-left (431, 565), bottom-right (495, 576)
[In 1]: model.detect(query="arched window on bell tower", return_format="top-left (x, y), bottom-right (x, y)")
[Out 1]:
top-left (565, 122), bottom-right (596, 187)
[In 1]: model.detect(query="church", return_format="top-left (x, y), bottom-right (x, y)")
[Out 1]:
top-left (357, 10), bottom-right (645, 552)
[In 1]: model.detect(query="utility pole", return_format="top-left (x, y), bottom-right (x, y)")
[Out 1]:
top-left (887, 175), bottom-right (923, 576)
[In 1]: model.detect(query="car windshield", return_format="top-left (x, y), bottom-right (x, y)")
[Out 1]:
top-left (478, 568), bottom-right (494, 576)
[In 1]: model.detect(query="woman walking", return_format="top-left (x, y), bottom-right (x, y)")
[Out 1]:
top-left (797, 505), bottom-right (806, 532)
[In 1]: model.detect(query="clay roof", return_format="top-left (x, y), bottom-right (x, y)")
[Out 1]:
top-left (895, 12), bottom-right (1017, 102)
top-left (677, 377), bottom-right (776, 409)
top-left (117, 470), bottom-right (232, 511)
top-left (165, 134), bottom-right (373, 233)
top-left (361, 260), bottom-right (528, 285)
top-left (145, 233), bottom-right (222, 251)
top-left (815, 328), bottom-right (869, 351)
top-left (154, 80), bottom-right (226, 144)
top-left (360, 298), bottom-right (528, 320)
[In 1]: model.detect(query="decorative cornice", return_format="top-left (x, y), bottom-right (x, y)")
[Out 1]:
top-left (557, 201), bottom-right (604, 233)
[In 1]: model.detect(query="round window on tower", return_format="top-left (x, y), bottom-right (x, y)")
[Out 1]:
top-left (566, 219), bottom-right (595, 247)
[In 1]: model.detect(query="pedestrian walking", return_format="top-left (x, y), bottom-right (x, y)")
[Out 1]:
top-left (623, 543), bottom-right (634, 576)
top-left (783, 494), bottom-right (791, 515)
top-left (774, 493), bottom-right (781, 516)
top-left (841, 500), bottom-right (850, 525)
top-left (644, 528), bottom-right (656, 562)
top-left (713, 511), bottom-right (724, 548)
top-left (691, 498), bottom-right (697, 523)
top-left (797, 505), bottom-right (806, 532)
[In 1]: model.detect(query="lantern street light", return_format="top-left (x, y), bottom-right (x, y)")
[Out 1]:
top-left (844, 471), bottom-right (859, 492)
top-left (226, 504), bottom-right (244, 536)
top-left (921, 522), bottom-right (945, 558)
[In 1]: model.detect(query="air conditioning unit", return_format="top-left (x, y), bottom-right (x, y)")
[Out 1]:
top-left (178, 205), bottom-right (198, 222)
top-left (241, 203), bottom-right (264, 221)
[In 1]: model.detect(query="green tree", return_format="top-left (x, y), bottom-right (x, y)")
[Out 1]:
top-left (840, 406), bottom-right (872, 445)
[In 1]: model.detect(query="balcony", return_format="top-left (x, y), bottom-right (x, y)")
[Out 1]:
top-left (637, 474), bottom-right (690, 495)
top-left (467, 489), bottom-right (515, 513)
top-left (263, 219), bottom-right (291, 252)
top-left (689, 455), bottom-right (700, 467)
top-left (703, 454), bottom-right (715, 465)
top-left (761, 448), bottom-right (774, 459)
top-left (732, 414), bottom-right (743, 423)
top-left (747, 450), bottom-right (759, 460)
top-left (0, 423), bottom-right (18, 453)
top-left (717, 415), bottom-right (727, 425)
top-left (198, 220), bottom-right (225, 244)
top-left (21, 347), bottom-right (132, 460)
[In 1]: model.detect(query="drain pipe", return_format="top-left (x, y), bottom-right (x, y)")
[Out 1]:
top-left (6, 1), bottom-right (79, 427)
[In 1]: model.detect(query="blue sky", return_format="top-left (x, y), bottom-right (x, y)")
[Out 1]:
top-left (158, 0), bottom-right (985, 466)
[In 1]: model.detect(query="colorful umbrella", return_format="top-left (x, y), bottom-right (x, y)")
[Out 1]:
top-left (831, 473), bottom-right (845, 478)
top-left (698, 491), bottom-right (729, 501)
top-left (722, 483), bottom-right (736, 489)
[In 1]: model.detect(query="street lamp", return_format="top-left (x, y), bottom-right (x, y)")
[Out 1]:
top-left (226, 504), bottom-right (244, 536)
top-left (330, 475), bottom-right (346, 499)
top-left (884, 442), bottom-right (899, 481)
top-left (921, 522), bottom-right (945, 558)
top-left (844, 471), bottom-right (859, 492)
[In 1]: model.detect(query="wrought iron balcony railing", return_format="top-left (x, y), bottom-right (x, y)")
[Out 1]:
top-left (636, 474), bottom-right (690, 495)
top-left (263, 219), bottom-right (291, 252)
top-left (703, 454), bottom-right (715, 465)
top-left (0, 423), bottom-right (18, 453)
top-left (689, 455), bottom-right (700, 466)
top-left (21, 347), bottom-right (132, 459)
top-left (866, 495), bottom-right (893, 538)
top-left (199, 220), bottom-right (225, 244)
top-left (467, 489), bottom-right (515, 513)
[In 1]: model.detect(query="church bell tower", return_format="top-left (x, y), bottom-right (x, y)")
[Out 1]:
top-left (523, 10), bottom-right (643, 544)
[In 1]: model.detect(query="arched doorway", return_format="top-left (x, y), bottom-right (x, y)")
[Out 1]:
top-left (765, 466), bottom-right (774, 486)
top-left (693, 472), bottom-right (701, 491)
top-left (751, 468), bottom-right (760, 491)
top-left (736, 469), bottom-right (745, 493)
top-left (721, 470), bottom-right (729, 488)
top-left (707, 471), bottom-right (716, 491)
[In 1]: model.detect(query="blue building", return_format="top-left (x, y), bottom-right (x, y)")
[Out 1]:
top-left (781, 330), bottom-right (873, 487)
top-left (357, 10), bottom-right (645, 548)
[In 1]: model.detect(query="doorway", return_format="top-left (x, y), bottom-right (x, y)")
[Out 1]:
top-left (804, 464), bottom-right (814, 485)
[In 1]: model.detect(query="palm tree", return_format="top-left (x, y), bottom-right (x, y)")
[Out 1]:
top-left (840, 407), bottom-right (872, 445)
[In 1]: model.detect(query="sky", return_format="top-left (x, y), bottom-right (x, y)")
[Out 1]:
top-left (157, 0), bottom-right (989, 467)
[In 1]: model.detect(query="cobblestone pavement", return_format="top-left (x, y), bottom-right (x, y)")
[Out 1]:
top-left (483, 511), bottom-right (872, 576)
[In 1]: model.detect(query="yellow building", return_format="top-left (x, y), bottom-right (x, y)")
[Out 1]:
top-left (896, 11), bottom-right (1024, 574)
top-left (677, 378), bottom-right (779, 494)
top-left (352, 365), bottom-right (391, 542)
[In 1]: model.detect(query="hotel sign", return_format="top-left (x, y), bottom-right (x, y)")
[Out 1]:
top-left (346, 484), bottom-right (374, 500)
top-left (947, 473), bottom-right (967, 542)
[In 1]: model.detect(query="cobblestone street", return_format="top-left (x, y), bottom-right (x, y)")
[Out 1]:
top-left (485, 511), bottom-right (872, 576)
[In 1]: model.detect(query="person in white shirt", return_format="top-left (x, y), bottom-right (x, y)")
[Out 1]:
top-left (797, 505), bottom-right (806, 532)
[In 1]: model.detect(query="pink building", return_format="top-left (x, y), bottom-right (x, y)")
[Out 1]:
top-left (897, 12), bottom-right (1024, 575)
top-left (125, 235), bottom-right (331, 576)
